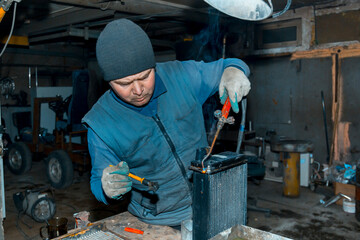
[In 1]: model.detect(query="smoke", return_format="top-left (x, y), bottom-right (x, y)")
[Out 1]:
top-left (194, 9), bottom-right (225, 143)
top-left (175, 9), bottom-right (225, 62)
top-left (174, 9), bottom-right (226, 144)
top-left (193, 9), bottom-right (224, 62)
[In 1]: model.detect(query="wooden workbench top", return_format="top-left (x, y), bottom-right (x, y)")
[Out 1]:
top-left (104, 211), bottom-right (181, 239)
top-left (56, 211), bottom-right (181, 240)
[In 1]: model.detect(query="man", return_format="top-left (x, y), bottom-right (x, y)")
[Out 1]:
top-left (82, 19), bottom-right (251, 227)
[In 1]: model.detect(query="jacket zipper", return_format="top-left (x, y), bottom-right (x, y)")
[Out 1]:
top-left (153, 114), bottom-right (192, 191)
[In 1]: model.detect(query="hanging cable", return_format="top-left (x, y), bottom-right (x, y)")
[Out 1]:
top-left (236, 98), bottom-right (247, 154)
top-left (272, 0), bottom-right (292, 18)
top-left (100, 1), bottom-right (111, 10)
top-left (0, 2), bottom-right (17, 57)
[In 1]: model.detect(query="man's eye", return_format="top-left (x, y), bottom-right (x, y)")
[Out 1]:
top-left (143, 74), bottom-right (150, 80)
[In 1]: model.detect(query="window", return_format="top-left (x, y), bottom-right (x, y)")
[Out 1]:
top-left (255, 18), bottom-right (302, 49)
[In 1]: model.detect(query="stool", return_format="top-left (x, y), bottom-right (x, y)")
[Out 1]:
top-left (271, 140), bottom-right (314, 197)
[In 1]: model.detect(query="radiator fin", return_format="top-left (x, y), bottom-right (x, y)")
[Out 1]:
top-left (193, 163), bottom-right (247, 240)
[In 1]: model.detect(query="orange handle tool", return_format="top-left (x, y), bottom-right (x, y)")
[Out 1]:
top-left (128, 173), bottom-right (159, 192)
top-left (128, 173), bottom-right (143, 183)
top-left (109, 165), bottom-right (159, 192)
top-left (221, 97), bottom-right (231, 119)
top-left (124, 227), bottom-right (144, 234)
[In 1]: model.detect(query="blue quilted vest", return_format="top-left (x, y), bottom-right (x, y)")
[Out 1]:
top-left (83, 61), bottom-right (209, 225)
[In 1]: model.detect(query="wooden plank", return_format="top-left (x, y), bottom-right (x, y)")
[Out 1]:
top-left (0, 35), bottom-right (29, 46)
top-left (339, 47), bottom-right (360, 58)
top-left (330, 54), bottom-right (338, 166)
top-left (291, 43), bottom-right (360, 60)
top-left (291, 48), bottom-right (332, 60)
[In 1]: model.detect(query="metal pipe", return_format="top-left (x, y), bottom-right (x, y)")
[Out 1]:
top-left (222, 34), bottom-right (226, 58)
top-left (52, 0), bottom-right (184, 15)
top-left (323, 193), bottom-right (351, 207)
top-left (0, 149), bottom-right (6, 218)
top-left (321, 91), bottom-right (330, 164)
top-left (35, 66), bottom-right (38, 87)
top-left (28, 67), bottom-right (31, 88)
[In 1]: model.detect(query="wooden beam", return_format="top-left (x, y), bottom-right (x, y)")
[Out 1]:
top-left (338, 46), bottom-right (360, 58)
top-left (291, 43), bottom-right (360, 60)
top-left (330, 54), bottom-right (338, 166)
top-left (0, 35), bottom-right (29, 46)
top-left (290, 43), bottom-right (360, 165)
top-left (291, 48), bottom-right (332, 60)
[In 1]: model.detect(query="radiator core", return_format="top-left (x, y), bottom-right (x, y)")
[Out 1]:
top-left (191, 151), bottom-right (248, 240)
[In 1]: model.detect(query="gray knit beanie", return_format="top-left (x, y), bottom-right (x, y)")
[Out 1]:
top-left (96, 19), bottom-right (156, 81)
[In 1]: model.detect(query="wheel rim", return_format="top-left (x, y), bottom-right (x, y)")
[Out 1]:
top-left (9, 150), bottom-right (22, 170)
top-left (48, 157), bottom-right (62, 184)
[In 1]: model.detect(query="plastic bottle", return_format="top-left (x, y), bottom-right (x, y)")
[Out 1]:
top-left (356, 160), bottom-right (360, 222)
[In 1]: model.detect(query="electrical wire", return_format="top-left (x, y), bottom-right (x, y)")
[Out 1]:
top-left (15, 212), bottom-right (36, 240)
top-left (201, 127), bottom-right (220, 171)
top-left (13, 192), bottom-right (56, 239)
top-left (272, 0), bottom-right (292, 18)
top-left (21, 191), bottom-right (31, 227)
top-left (236, 98), bottom-right (247, 154)
top-left (0, 2), bottom-right (17, 57)
top-left (100, 1), bottom-right (111, 10)
top-left (18, 211), bottom-right (32, 229)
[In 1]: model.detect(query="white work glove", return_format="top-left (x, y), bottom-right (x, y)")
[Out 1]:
top-left (101, 162), bottom-right (132, 200)
top-left (219, 67), bottom-right (251, 113)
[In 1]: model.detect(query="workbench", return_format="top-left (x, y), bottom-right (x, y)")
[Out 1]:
top-left (56, 211), bottom-right (181, 240)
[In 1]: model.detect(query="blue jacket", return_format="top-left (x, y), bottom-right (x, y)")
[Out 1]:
top-left (82, 59), bottom-right (250, 226)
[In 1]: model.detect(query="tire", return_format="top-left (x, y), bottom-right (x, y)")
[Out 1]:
top-left (6, 142), bottom-right (32, 175)
top-left (45, 150), bottom-right (74, 189)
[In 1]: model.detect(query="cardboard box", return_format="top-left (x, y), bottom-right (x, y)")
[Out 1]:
top-left (334, 182), bottom-right (356, 205)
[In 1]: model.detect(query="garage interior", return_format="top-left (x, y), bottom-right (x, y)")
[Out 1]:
top-left (0, 0), bottom-right (360, 239)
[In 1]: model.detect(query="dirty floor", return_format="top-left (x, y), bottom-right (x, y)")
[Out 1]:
top-left (247, 179), bottom-right (360, 240)
top-left (2, 160), bottom-right (360, 240)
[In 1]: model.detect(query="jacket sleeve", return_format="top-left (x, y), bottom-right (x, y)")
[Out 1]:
top-left (180, 58), bottom-right (250, 105)
top-left (87, 127), bottom-right (122, 204)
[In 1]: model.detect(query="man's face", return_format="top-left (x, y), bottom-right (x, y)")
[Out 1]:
top-left (109, 68), bottom-right (155, 107)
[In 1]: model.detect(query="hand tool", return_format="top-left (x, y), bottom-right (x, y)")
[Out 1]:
top-left (128, 173), bottom-right (159, 192)
top-left (124, 227), bottom-right (144, 235)
top-left (109, 165), bottom-right (159, 192)
top-left (201, 97), bottom-right (235, 173)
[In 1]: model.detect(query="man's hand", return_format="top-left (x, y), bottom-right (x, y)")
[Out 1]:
top-left (219, 67), bottom-right (251, 113)
top-left (101, 162), bottom-right (132, 199)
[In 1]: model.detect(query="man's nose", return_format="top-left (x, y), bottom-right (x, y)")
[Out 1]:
top-left (133, 81), bottom-right (143, 95)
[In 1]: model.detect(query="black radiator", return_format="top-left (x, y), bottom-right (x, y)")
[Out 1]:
top-left (190, 151), bottom-right (247, 240)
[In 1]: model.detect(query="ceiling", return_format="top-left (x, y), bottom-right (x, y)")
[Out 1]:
top-left (1, 0), bottom-right (338, 55)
